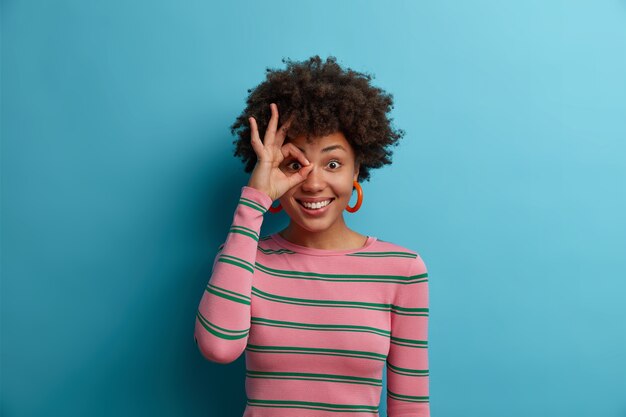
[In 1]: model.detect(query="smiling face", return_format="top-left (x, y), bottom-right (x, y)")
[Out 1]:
top-left (278, 131), bottom-right (360, 235)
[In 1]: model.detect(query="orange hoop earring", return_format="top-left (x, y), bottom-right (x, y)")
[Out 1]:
top-left (345, 180), bottom-right (363, 213)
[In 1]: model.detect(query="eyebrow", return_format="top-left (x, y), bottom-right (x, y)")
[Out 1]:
top-left (295, 144), bottom-right (347, 154)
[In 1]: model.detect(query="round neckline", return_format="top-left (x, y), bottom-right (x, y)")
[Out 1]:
top-left (269, 232), bottom-right (377, 256)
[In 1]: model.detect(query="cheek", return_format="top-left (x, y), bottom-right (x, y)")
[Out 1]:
top-left (334, 190), bottom-right (354, 211)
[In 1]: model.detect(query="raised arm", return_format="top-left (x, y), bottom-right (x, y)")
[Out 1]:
top-left (195, 102), bottom-right (311, 364)
top-left (194, 185), bottom-right (272, 364)
top-left (386, 254), bottom-right (430, 416)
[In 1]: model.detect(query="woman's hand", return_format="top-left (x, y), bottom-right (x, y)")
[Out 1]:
top-left (246, 103), bottom-right (313, 201)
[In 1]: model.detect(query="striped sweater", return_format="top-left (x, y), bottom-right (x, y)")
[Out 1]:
top-left (194, 185), bottom-right (430, 417)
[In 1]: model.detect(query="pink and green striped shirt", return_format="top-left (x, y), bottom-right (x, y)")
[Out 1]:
top-left (194, 185), bottom-right (430, 416)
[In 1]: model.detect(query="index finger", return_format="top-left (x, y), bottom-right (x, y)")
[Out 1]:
top-left (265, 103), bottom-right (280, 146)
top-left (275, 113), bottom-right (295, 145)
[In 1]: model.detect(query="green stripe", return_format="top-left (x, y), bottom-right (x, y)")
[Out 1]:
top-left (246, 370), bottom-right (382, 387)
top-left (254, 261), bottom-right (428, 284)
top-left (247, 398), bottom-right (379, 413)
top-left (221, 254), bottom-right (255, 270)
top-left (245, 344), bottom-right (387, 361)
top-left (391, 305), bottom-right (429, 317)
top-left (231, 225), bottom-right (259, 238)
top-left (347, 251), bottom-right (418, 258)
top-left (206, 283), bottom-right (250, 305)
top-left (389, 336), bottom-right (428, 348)
top-left (387, 389), bottom-right (429, 403)
top-left (250, 316), bottom-right (390, 338)
top-left (229, 225), bottom-right (259, 241)
top-left (252, 286), bottom-right (392, 312)
top-left (217, 254), bottom-right (255, 273)
top-left (251, 286), bottom-right (428, 316)
top-left (196, 310), bottom-right (249, 340)
top-left (239, 197), bottom-right (267, 213)
top-left (386, 361), bottom-right (429, 377)
top-left (258, 246), bottom-right (297, 255)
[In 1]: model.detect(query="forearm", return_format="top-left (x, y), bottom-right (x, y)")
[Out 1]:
top-left (194, 186), bottom-right (273, 364)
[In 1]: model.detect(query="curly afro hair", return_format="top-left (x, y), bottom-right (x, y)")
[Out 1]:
top-left (230, 55), bottom-right (405, 184)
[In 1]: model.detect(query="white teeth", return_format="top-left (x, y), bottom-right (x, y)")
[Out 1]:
top-left (300, 199), bottom-right (332, 209)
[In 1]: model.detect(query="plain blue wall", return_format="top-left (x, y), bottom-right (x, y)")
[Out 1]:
top-left (2, 1), bottom-right (625, 416)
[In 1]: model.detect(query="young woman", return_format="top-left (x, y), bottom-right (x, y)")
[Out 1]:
top-left (194, 56), bottom-right (430, 417)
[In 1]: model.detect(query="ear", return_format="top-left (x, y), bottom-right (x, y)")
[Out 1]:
top-left (353, 161), bottom-right (360, 182)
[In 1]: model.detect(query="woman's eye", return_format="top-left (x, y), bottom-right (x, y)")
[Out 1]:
top-left (286, 160), bottom-right (342, 170)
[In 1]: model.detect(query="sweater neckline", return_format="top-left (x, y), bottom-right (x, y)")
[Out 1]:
top-left (269, 232), bottom-right (377, 256)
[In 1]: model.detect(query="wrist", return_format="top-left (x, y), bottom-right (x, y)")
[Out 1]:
top-left (243, 185), bottom-right (273, 202)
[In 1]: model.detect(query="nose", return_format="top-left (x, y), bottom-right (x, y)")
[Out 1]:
top-left (300, 164), bottom-right (326, 193)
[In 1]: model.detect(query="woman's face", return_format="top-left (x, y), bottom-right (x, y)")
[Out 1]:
top-left (279, 131), bottom-right (360, 233)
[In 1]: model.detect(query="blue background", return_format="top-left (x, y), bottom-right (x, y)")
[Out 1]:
top-left (2, 1), bottom-right (625, 416)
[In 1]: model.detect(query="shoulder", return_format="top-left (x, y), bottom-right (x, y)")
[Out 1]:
top-left (373, 237), bottom-right (427, 276)
top-left (374, 238), bottom-right (428, 304)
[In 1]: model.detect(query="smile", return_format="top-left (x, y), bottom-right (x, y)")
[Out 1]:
top-left (296, 198), bottom-right (335, 215)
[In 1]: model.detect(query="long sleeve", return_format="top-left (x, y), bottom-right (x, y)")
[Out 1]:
top-left (386, 254), bottom-right (430, 416)
top-left (194, 185), bottom-right (273, 364)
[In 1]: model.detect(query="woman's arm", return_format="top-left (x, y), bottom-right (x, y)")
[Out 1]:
top-left (194, 185), bottom-right (273, 364)
top-left (386, 254), bottom-right (430, 416)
